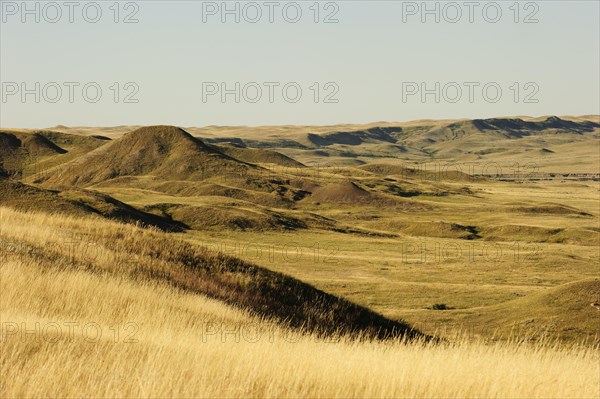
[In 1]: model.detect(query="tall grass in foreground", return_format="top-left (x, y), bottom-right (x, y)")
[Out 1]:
top-left (1, 207), bottom-right (598, 398)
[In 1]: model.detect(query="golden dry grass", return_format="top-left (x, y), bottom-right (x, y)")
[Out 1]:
top-left (1, 207), bottom-right (599, 398)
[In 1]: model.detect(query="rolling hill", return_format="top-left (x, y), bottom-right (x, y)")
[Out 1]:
top-left (34, 126), bottom-right (255, 187)
top-left (455, 279), bottom-right (600, 343)
top-left (0, 179), bottom-right (185, 231)
top-left (0, 130), bottom-right (110, 179)
top-left (212, 142), bottom-right (305, 168)
top-left (1, 117), bottom-right (598, 341)
top-left (0, 205), bottom-right (425, 340)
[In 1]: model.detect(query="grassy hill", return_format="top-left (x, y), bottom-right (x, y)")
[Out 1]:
top-left (0, 206), bottom-right (423, 340)
top-left (404, 279), bottom-right (600, 344)
top-left (0, 179), bottom-right (185, 231)
top-left (0, 130), bottom-right (108, 179)
top-left (213, 142), bottom-right (305, 168)
top-left (466, 278), bottom-right (600, 342)
top-left (33, 126), bottom-right (254, 187)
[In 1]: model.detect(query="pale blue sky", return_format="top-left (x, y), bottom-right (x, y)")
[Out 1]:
top-left (1, 1), bottom-right (598, 128)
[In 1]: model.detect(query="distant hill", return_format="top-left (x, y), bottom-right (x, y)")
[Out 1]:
top-left (213, 142), bottom-right (305, 168)
top-left (397, 116), bottom-right (598, 148)
top-left (182, 116), bottom-right (600, 172)
top-left (35, 126), bottom-right (254, 187)
top-left (471, 116), bottom-right (599, 135)
top-left (143, 202), bottom-right (308, 231)
top-left (0, 130), bottom-right (109, 179)
top-left (9, 116), bottom-right (597, 173)
top-left (305, 127), bottom-right (402, 147)
top-left (308, 181), bottom-right (372, 204)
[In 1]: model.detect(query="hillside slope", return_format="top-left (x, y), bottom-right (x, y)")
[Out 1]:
top-left (463, 279), bottom-right (600, 342)
top-left (0, 206), bottom-right (424, 340)
top-left (0, 130), bottom-right (109, 179)
top-left (213, 143), bottom-right (305, 168)
top-left (405, 279), bottom-right (600, 343)
top-left (0, 180), bottom-right (185, 231)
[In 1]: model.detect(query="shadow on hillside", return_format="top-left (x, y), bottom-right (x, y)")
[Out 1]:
top-left (111, 232), bottom-right (431, 342)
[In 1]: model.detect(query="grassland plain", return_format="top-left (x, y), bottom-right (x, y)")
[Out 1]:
top-left (1, 117), bottom-right (599, 397)
top-left (1, 207), bottom-right (598, 398)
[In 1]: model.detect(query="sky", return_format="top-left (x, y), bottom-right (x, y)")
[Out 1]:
top-left (1, 0), bottom-right (599, 128)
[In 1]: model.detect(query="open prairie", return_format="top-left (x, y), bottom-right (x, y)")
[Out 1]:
top-left (1, 117), bottom-right (599, 397)
top-left (3, 0), bottom-right (600, 396)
